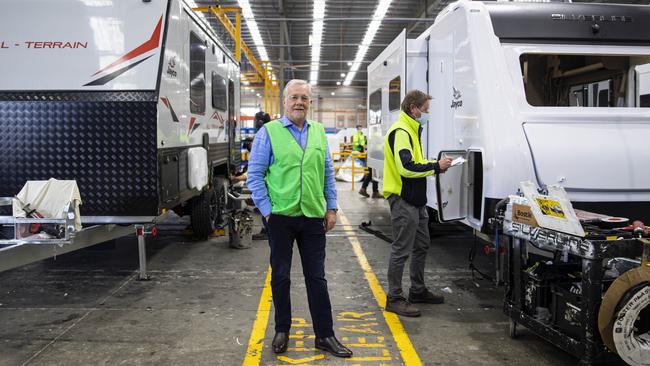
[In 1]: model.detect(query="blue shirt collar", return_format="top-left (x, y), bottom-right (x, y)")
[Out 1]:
top-left (280, 115), bottom-right (310, 129)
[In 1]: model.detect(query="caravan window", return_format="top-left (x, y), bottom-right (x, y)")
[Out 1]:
top-left (520, 53), bottom-right (650, 107)
top-left (388, 76), bottom-right (401, 111)
top-left (368, 89), bottom-right (381, 125)
top-left (189, 32), bottom-right (206, 115)
top-left (212, 72), bottom-right (227, 111)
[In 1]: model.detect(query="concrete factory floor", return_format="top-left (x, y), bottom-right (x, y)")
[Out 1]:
top-left (0, 182), bottom-right (580, 366)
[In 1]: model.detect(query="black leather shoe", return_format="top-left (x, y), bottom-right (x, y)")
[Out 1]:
top-left (272, 332), bottom-right (289, 354)
top-left (315, 336), bottom-right (353, 358)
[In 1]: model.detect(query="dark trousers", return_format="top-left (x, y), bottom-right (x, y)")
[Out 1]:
top-left (361, 167), bottom-right (378, 192)
top-left (267, 214), bottom-right (334, 338)
top-left (386, 195), bottom-right (430, 299)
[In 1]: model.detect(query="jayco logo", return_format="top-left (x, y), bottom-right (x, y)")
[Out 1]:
top-left (450, 86), bottom-right (463, 109)
top-left (166, 56), bottom-right (177, 78)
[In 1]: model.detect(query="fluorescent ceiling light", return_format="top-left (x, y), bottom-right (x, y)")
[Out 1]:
top-left (237, 0), bottom-right (269, 61)
top-left (310, 0), bottom-right (326, 85)
top-left (343, 0), bottom-right (393, 86)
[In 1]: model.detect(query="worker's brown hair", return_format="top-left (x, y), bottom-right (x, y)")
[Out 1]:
top-left (401, 90), bottom-right (432, 114)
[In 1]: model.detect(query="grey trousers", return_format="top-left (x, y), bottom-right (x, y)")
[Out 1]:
top-left (387, 195), bottom-right (430, 300)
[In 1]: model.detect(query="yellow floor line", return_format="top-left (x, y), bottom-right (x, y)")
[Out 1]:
top-left (338, 210), bottom-right (423, 366)
top-left (242, 266), bottom-right (273, 366)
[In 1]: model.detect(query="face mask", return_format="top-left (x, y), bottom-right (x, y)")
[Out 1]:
top-left (415, 108), bottom-right (429, 125)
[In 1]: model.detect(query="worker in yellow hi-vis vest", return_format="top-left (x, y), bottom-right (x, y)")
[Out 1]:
top-left (353, 125), bottom-right (381, 198)
top-left (351, 125), bottom-right (366, 152)
top-left (382, 90), bottom-right (452, 317)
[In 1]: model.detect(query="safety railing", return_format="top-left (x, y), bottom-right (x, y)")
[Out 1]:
top-left (332, 151), bottom-right (369, 191)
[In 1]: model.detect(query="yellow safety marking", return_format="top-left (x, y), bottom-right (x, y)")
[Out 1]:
top-left (338, 210), bottom-right (423, 366)
top-left (290, 318), bottom-right (311, 327)
top-left (358, 337), bottom-right (367, 343)
top-left (295, 340), bottom-right (304, 348)
top-left (242, 266), bottom-right (273, 366)
top-left (286, 347), bottom-right (316, 352)
top-left (276, 355), bottom-right (325, 364)
top-left (337, 311), bottom-right (375, 319)
top-left (346, 343), bottom-right (385, 348)
top-left (289, 334), bottom-right (315, 339)
top-left (347, 351), bottom-right (392, 362)
top-left (339, 324), bottom-right (382, 334)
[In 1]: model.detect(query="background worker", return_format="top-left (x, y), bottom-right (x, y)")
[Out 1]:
top-left (351, 124), bottom-right (366, 152)
top-left (246, 79), bottom-right (352, 358)
top-left (352, 125), bottom-right (381, 198)
top-left (382, 90), bottom-right (453, 317)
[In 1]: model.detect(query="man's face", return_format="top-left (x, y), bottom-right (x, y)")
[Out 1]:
top-left (283, 84), bottom-right (311, 123)
top-left (411, 100), bottom-right (430, 118)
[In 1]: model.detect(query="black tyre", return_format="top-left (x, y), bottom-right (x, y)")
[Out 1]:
top-left (212, 176), bottom-right (227, 228)
top-left (190, 176), bottom-right (228, 240)
top-left (190, 188), bottom-right (216, 240)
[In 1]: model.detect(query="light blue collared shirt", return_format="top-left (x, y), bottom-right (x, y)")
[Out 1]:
top-left (246, 116), bottom-right (337, 217)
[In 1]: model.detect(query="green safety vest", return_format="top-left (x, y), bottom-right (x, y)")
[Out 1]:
top-left (352, 131), bottom-right (366, 151)
top-left (264, 120), bottom-right (327, 218)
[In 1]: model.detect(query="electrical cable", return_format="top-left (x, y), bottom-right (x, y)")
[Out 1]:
top-left (468, 232), bottom-right (494, 282)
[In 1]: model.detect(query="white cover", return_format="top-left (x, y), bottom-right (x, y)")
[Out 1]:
top-left (12, 179), bottom-right (82, 231)
top-left (520, 181), bottom-right (585, 237)
top-left (187, 147), bottom-right (208, 190)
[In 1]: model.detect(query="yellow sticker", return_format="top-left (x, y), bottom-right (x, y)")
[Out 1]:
top-left (535, 197), bottom-right (566, 219)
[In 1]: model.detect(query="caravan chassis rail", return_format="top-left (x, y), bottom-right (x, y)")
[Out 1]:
top-left (0, 196), bottom-right (156, 279)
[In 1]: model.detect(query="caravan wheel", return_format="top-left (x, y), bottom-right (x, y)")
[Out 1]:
top-left (212, 176), bottom-right (227, 228)
top-left (190, 188), bottom-right (217, 241)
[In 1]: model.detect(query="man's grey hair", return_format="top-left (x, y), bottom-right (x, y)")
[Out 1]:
top-left (283, 79), bottom-right (312, 100)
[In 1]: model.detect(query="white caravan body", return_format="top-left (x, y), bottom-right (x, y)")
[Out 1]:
top-left (0, 0), bottom-right (240, 222)
top-left (367, 0), bottom-right (650, 231)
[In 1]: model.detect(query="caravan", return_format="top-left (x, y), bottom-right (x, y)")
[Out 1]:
top-left (367, 0), bottom-right (650, 232)
top-left (0, 0), bottom-right (241, 239)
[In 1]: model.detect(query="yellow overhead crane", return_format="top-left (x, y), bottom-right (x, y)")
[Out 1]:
top-left (193, 6), bottom-right (280, 115)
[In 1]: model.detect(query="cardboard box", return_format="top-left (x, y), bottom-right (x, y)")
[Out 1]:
top-left (512, 203), bottom-right (539, 227)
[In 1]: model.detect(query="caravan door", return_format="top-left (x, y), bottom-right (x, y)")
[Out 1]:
top-left (366, 30), bottom-right (407, 176)
top-left (435, 150), bottom-right (468, 222)
top-left (636, 63), bottom-right (650, 107)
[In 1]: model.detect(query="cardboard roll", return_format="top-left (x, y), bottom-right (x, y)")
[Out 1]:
top-left (599, 266), bottom-right (650, 366)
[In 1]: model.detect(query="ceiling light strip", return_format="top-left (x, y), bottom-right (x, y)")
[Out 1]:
top-left (310, 0), bottom-right (326, 85)
top-left (343, 0), bottom-right (393, 86)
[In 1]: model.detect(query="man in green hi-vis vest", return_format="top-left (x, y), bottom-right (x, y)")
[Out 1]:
top-left (382, 90), bottom-right (453, 318)
top-left (246, 79), bottom-right (352, 358)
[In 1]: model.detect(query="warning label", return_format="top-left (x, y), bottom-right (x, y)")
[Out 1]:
top-left (535, 197), bottom-right (566, 219)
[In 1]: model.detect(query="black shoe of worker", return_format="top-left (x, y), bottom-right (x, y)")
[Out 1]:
top-left (358, 188), bottom-right (370, 198)
top-left (272, 332), bottom-right (289, 354)
top-left (385, 297), bottom-right (421, 317)
top-left (371, 191), bottom-right (383, 199)
top-left (315, 336), bottom-right (353, 358)
top-left (408, 289), bottom-right (445, 304)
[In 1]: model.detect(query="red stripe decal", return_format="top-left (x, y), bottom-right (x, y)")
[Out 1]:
top-left (188, 117), bottom-right (197, 135)
top-left (160, 96), bottom-right (170, 108)
top-left (92, 15), bottom-right (163, 76)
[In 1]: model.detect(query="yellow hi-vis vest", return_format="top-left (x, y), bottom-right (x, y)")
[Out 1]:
top-left (382, 111), bottom-right (438, 206)
top-left (352, 131), bottom-right (366, 151)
